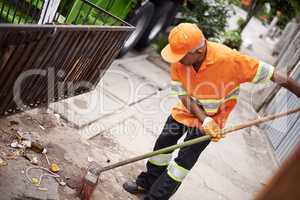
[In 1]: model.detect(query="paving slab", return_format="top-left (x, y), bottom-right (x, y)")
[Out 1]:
top-left (49, 57), bottom-right (167, 130)
top-left (49, 87), bottom-right (124, 128)
top-left (133, 87), bottom-right (178, 136)
top-left (100, 63), bottom-right (158, 105)
top-left (116, 56), bottom-right (170, 89)
top-left (78, 105), bottom-right (136, 139)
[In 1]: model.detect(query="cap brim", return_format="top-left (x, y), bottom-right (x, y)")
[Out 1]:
top-left (161, 44), bottom-right (186, 63)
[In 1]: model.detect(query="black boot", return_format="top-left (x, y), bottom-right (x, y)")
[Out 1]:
top-left (123, 181), bottom-right (147, 194)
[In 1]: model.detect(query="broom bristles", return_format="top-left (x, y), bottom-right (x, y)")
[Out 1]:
top-left (79, 176), bottom-right (98, 200)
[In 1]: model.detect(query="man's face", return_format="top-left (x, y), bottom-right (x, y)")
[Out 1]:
top-left (179, 42), bottom-right (206, 66)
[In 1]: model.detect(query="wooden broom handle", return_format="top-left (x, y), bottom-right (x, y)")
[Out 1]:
top-left (99, 107), bottom-right (300, 173)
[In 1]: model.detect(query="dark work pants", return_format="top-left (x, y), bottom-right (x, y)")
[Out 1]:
top-left (136, 115), bottom-right (210, 200)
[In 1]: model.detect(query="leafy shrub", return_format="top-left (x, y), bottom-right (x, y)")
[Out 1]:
top-left (181, 0), bottom-right (230, 40)
top-left (223, 30), bottom-right (242, 50)
top-left (237, 17), bottom-right (245, 31)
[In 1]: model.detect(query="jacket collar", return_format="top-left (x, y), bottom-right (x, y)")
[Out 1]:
top-left (201, 41), bottom-right (215, 69)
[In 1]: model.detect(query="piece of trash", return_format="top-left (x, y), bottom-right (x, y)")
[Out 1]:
top-left (44, 153), bottom-right (51, 165)
top-left (55, 177), bottom-right (66, 186)
top-left (14, 128), bottom-right (25, 139)
top-left (14, 150), bottom-right (23, 156)
top-left (38, 125), bottom-right (45, 130)
top-left (106, 159), bottom-right (111, 163)
top-left (19, 140), bottom-right (47, 154)
top-left (22, 140), bottom-right (32, 148)
top-left (50, 163), bottom-right (60, 173)
top-left (87, 156), bottom-right (94, 162)
top-left (9, 121), bottom-right (19, 126)
top-left (26, 166), bottom-right (60, 188)
top-left (38, 187), bottom-right (48, 191)
top-left (0, 157), bottom-right (7, 166)
top-left (31, 142), bottom-right (47, 154)
top-left (42, 148), bottom-right (47, 154)
top-left (32, 177), bottom-right (40, 185)
top-left (23, 154), bottom-right (38, 165)
top-left (11, 128), bottom-right (31, 141)
top-left (54, 114), bottom-right (60, 120)
top-left (21, 170), bottom-right (25, 174)
top-left (11, 139), bottom-right (27, 149)
top-left (10, 141), bottom-right (19, 148)
top-left (59, 181), bottom-right (66, 186)
top-left (12, 143), bottom-right (24, 149)
top-left (27, 117), bottom-right (45, 130)
top-left (31, 157), bottom-right (38, 165)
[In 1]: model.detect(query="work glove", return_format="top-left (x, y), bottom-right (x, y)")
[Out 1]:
top-left (202, 117), bottom-right (224, 142)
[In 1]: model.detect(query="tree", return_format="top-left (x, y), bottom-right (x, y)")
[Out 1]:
top-left (181, 0), bottom-right (230, 39)
top-left (240, 0), bottom-right (300, 32)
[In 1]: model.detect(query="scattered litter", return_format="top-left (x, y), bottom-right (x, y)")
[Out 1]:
top-left (11, 138), bottom-right (47, 154)
top-left (50, 163), bottom-right (60, 173)
top-left (25, 166), bottom-right (60, 187)
top-left (0, 157), bottom-right (7, 166)
top-left (27, 116), bottom-right (46, 130)
top-left (44, 153), bottom-right (60, 173)
top-left (31, 177), bottom-right (40, 185)
top-left (38, 125), bottom-right (46, 130)
top-left (44, 153), bottom-right (51, 165)
top-left (9, 120), bottom-right (19, 126)
top-left (10, 141), bottom-right (21, 148)
top-left (14, 128), bottom-right (22, 136)
top-left (22, 140), bottom-right (32, 148)
top-left (60, 181), bottom-right (66, 186)
top-left (38, 187), bottom-right (48, 191)
top-left (57, 179), bottom-right (66, 186)
top-left (30, 141), bottom-right (47, 154)
top-left (87, 156), bottom-right (94, 162)
top-left (31, 157), bottom-right (38, 165)
top-left (23, 154), bottom-right (39, 165)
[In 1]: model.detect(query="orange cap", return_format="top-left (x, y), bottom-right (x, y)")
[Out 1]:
top-left (161, 23), bottom-right (204, 63)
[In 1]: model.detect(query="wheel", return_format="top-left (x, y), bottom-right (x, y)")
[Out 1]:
top-left (134, 0), bottom-right (178, 50)
top-left (118, 2), bottom-right (154, 58)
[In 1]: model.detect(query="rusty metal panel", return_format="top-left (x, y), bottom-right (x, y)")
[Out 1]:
top-left (0, 24), bottom-right (134, 116)
top-left (0, 0), bottom-right (134, 116)
top-left (263, 65), bottom-right (300, 163)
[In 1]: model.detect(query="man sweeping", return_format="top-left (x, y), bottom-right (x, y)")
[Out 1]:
top-left (123, 23), bottom-right (300, 199)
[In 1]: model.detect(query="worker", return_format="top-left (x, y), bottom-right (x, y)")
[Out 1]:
top-left (123, 23), bottom-right (300, 199)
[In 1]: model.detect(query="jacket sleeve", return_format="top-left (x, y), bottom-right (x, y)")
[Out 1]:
top-left (233, 50), bottom-right (274, 84)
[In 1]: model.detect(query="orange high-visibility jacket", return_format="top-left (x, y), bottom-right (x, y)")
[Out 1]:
top-left (170, 41), bottom-right (274, 129)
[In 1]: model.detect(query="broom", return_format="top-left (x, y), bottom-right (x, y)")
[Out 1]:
top-left (79, 107), bottom-right (300, 200)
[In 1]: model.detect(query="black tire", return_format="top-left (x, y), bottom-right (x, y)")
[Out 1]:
top-left (118, 2), bottom-right (154, 58)
top-left (134, 0), bottom-right (178, 50)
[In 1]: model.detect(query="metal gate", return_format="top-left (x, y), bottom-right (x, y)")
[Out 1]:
top-left (263, 64), bottom-right (300, 163)
top-left (0, 0), bottom-right (134, 116)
